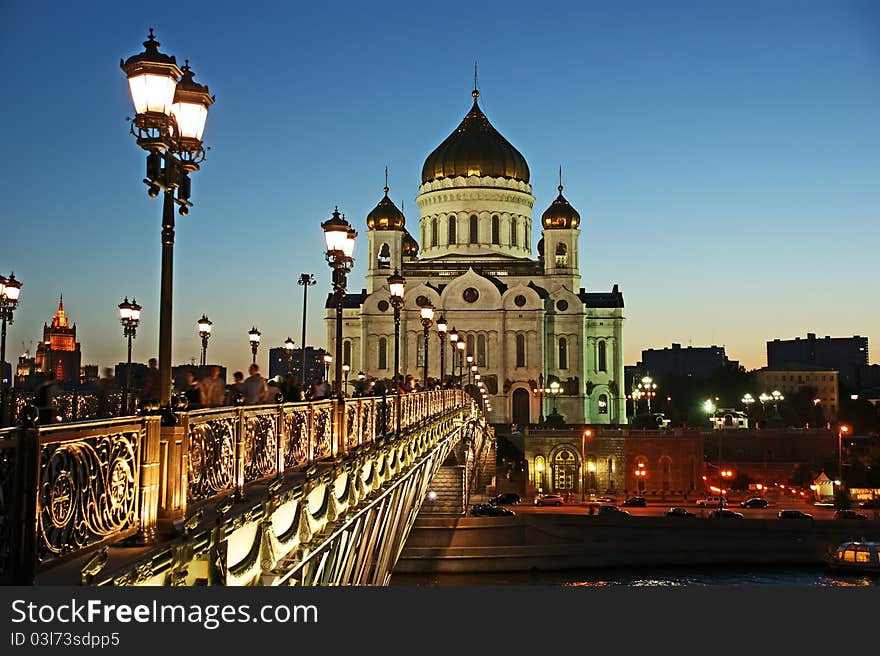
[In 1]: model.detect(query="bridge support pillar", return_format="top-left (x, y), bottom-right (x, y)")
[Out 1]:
top-left (137, 415), bottom-right (162, 543)
top-left (157, 424), bottom-right (188, 531)
top-left (334, 399), bottom-right (347, 457)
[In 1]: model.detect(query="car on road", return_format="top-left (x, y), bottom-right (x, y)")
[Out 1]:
top-left (695, 496), bottom-right (728, 508)
top-left (622, 496), bottom-right (647, 507)
top-left (534, 493), bottom-right (565, 506)
top-left (740, 498), bottom-right (769, 509)
top-left (834, 509), bottom-right (868, 520)
top-left (813, 501), bottom-right (836, 508)
top-left (858, 498), bottom-right (880, 509)
top-left (710, 509), bottom-right (744, 519)
top-left (666, 507), bottom-right (696, 518)
top-left (471, 503), bottom-right (515, 517)
top-left (490, 493), bottom-right (521, 505)
top-left (778, 509), bottom-right (813, 520)
top-left (598, 504), bottom-right (630, 517)
top-left (594, 496), bottom-right (617, 503)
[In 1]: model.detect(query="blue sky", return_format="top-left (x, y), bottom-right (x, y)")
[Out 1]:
top-left (1, 0), bottom-right (878, 375)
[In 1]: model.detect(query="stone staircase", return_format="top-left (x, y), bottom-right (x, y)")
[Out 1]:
top-left (420, 465), bottom-right (466, 514)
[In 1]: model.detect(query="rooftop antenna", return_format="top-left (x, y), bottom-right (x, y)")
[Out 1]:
top-left (472, 61), bottom-right (479, 100)
top-left (384, 165), bottom-right (389, 195)
top-left (559, 165), bottom-right (563, 193)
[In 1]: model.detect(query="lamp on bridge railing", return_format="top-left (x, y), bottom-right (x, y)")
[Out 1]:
top-left (118, 297), bottom-right (142, 415)
top-left (323, 353), bottom-right (333, 382)
top-left (284, 336), bottom-right (295, 374)
top-left (323, 207), bottom-right (357, 402)
top-left (387, 269), bottom-right (406, 396)
top-left (248, 327), bottom-right (261, 364)
top-left (197, 314), bottom-right (212, 366)
top-left (121, 31), bottom-right (214, 421)
top-left (419, 303), bottom-right (434, 388)
top-left (1, 272), bottom-right (23, 426)
top-left (466, 355), bottom-right (474, 388)
top-left (448, 326), bottom-right (459, 386)
top-left (436, 315), bottom-right (448, 384)
top-left (342, 363), bottom-right (350, 397)
top-left (455, 341), bottom-right (465, 390)
top-left (296, 273), bottom-right (316, 381)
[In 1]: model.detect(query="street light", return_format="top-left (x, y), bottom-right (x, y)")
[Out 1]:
top-left (838, 424), bottom-right (850, 494)
top-left (323, 353), bottom-right (333, 382)
top-left (387, 269), bottom-right (406, 394)
top-left (296, 273), bottom-right (316, 381)
top-left (122, 31), bottom-right (214, 416)
top-left (342, 363), bottom-right (350, 397)
top-left (455, 341), bottom-right (465, 390)
top-left (197, 314), bottom-right (212, 366)
top-left (448, 326), bottom-right (458, 385)
top-left (638, 375), bottom-right (658, 413)
top-left (547, 380), bottom-right (562, 415)
top-left (581, 429), bottom-right (593, 501)
top-left (466, 354), bottom-right (474, 389)
top-left (248, 327), bottom-right (261, 364)
top-left (741, 393), bottom-right (754, 412)
top-left (118, 297), bottom-right (142, 414)
top-left (323, 207), bottom-right (356, 401)
top-left (436, 315), bottom-right (448, 384)
top-left (0, 272), bottom-right (22, 426)
top-left (284, 337), bottom-right (295, 375)
top-left (771, 390), bottom-right (784, 415)
top-left (420, 304), bottom-right (434, 388)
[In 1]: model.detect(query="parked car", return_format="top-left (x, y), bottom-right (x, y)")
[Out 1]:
top-left (471, 503), bottom-right (515, 517)
top-left (778, 509), bottom-right (813, 520)
top-left (534, 493), bottom-right (565, 506)
top-left (622, 496), bottom-right (647, 507)
top-left (709, 509), bottom-right (743, 519)
top-left (834, 509), bottom-right (868, 520)
top-left (858, 498), bottom-right (880, 509)
top-left (594, 496), bottom-right (617, 503)
top-left (696, 496), bottom-right (728, 508)
top-left (490, 492), bottom-right (521, 505)
top-left (666, 507), bottom-right (696, 518)
top-left (598, 504), bottom-right (630, 517)
top-left (740, 498), bottom-right (769, 509)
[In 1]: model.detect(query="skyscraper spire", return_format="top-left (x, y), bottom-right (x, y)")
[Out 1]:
top-left (559, 165), bottom-right (563, 193)
top-left (472, 61), bottom-right (479, 101)
top-left (384, 165), bottom-right (389, 195)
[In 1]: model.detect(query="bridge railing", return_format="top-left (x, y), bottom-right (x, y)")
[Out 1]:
top-left (1, 390), bottom-right (472, 584)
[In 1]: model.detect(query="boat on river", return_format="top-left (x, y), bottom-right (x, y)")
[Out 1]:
top-left (826, 541), bottom-right (880, 574)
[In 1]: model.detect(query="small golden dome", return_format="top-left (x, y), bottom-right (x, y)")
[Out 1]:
top-left (366, 187), bottom-right (405, 231)
top-left (541, 185), bottom-right (580, 229)
top-left (421, 89), bottom-right (529, 184)
top-left (402, 230), bottom-right (419, 258)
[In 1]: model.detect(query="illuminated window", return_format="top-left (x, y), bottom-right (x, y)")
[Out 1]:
top-left (516, 334), bottom-right (525, 368)
top-left (598, 394), bottom-right (608, 414)
top-left (378, 243), bottom-right (390, 269)
top-left (448, 215), bottom-right (456, 245)
top-left (469, 215), bottom-right (478, 244)
top-left (555, 242), bottom-right (568, 266)
top-left (598, 341), bottom-right (607, 372)
top-left (378, 337), bottom-right (387, 370)
top-left (467, 334), bottom-right (475, 359)
top-left (343, 340), bottom-right (351, 367)
top-left (477, 334), bottom-right (487, 367)
top-left (559, 337), bottom-right (568, 370)
top-left (491, 215), bottom-right (500, 244)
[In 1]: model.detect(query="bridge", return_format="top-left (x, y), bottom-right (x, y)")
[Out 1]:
top-left (0, 390), bottom-right (491, 586)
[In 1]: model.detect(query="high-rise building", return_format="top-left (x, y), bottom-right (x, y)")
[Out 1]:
top-left (635, 343), bottom-right (738, 379)
top-left (767, 333), bottom-right (868, 388)
top-left (35, 296), bottom-right (82, 384)
top-left (326, 85), bottom-right (626, 425)
top-left (268, 346), bottom-right (329, 383)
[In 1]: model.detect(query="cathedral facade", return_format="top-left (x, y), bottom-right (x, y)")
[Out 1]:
top-left (325, 88), bottom-right (626, 426)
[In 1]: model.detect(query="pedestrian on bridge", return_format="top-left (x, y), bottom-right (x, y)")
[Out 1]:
top-left (199, 366), bottom-right (225, 408)
top-left (242, 364), bottom-right (269, 404)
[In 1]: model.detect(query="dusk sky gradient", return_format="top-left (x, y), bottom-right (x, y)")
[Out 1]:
top-left (2, 0), bottom-right (878, 377)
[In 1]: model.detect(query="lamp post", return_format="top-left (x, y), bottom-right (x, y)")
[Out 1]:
top-left (581, 428), bottom-right (593, 502)
top-left (118, 297), bottom-right (142, 414)
top-left (436, 315), bottom-right (448, 384)
top-left (342, 364), bottom-right (350, 397)
top-left (420, 304), bottom-right (434, 388)
top-left (284, 337), bottom-right (295, 375)
top-left (838, 424), bottom-right (850, 494)
top-left (466, 354), bottom-right (474, 389)
top-left (322, 208), bottom-right (357, 401)
top-left (455, 341), bottom-right (465, 390)
top-left (771, 389), bottom-right (784, 415)
top-left (197, 314), bottom-right (212, 366)
top-left (638, 376), bottom-right (657, 413)
top-left (448, 327), bottom-right (459, 386)
top-left (0, 273), bottom-right (22, 426)
top-left (548, 380), bottom-right (561, 415)
top-left (296, 273), bottom-right (316, 381)
top-left (387, 270), bottom-right (406, 392)
top-left (323, 354), bottom-right (332, 382)
top-left (122, 31), bottom-right (214, 415)
top-left (248, 327), bottom-right (261, 364)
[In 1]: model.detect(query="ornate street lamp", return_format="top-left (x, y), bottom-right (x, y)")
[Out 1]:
top-left (0, 273), bottom-right (22, 426)
top-left (248, 327), bottom-right (261, 364)
top-left (342, 363), bottom-right (351, 397)
top-left (197, 314), bottom-right (212, 366)
top-left (466, 354), bottom-right (474, 389)
top-left (436, 315), bottom-right (448, 385)
top-left (119, 297), bottom-right (142, 414)
top-left (638, 375), bottom-right (657, 413)
top-left (387, 269), bottom-right (406, 397)
top-left (296, 273), bottom-right (316, 380)
top-left (455, 341), bottom-right (465, 389)
top-left (323, 208), bottom-right (356, 401)
top-left (121, 31), bottom-right (214, 416)
top-left (771, 389), bottom-right (784, 415)
top-left (283, 336), bottom-right (295, 375)
top-left (547, 380), bottom-right (562, 415)
top-left (420, 303), bottom-right (434, 388)
top-left (448, 326), bottom-right (459, 387)
top-left (323, 353), bottom-right (333, 382)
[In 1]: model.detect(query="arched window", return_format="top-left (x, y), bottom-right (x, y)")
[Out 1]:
top-left (378, 337), bottom-right (387, 370)
top-left (598, 394), bottom-right (608, 414)
top-left (477, 334), bottom-right (487, 367)
top-left (534, 455), bottom-right (546, 492)
top-left (558, 337), bottom-right (568, 370)
top-left (469, 215), bottom-right (478, 244)
top-left (510, 218), bottom-right (518, 247)
top-left (343, 340), bottom-right (351, 366)
top-left (448, 215), bottom-right (456, 245)
top-left (378, 243), bottom-right (390, 269)
top-left (420, 223), bottom-right (425, 248)
top-left (491, 215), bottom-right (500, 244)
top-left (555, 242), bottom-right (568, 266)
top-left (431, 217), bottom-right (438, 247)
top-left (466, 334), bottom-right (475, 360)
top-left (516, 334), bottom-right (525, 368)
top-left (598, 341), bottom-right (607, 372)
top-left (660, 457), bottom-right (672, 492)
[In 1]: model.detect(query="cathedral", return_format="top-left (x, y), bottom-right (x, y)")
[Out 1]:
top-left (325, 86), bottom-right (626, 426)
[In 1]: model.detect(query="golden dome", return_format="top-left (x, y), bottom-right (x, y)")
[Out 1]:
top-left (541, 185), bottom-right (580, 229)
top-left (421, 90), bottom-right (529, 184)
top-left (366, 187), bottom-right (405, 231)
top-left (402, 230), bottom-right (419, 258)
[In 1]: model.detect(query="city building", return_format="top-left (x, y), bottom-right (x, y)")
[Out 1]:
top-left (325, 86), bottom-right (626, 425)
top-left (34, 296), bottom-right (82, 384)
top-left (268, 346), bottom-right (330, 383)
top-left (767, 333), bottom-right (868, 388)
top-left (756, 365), bottom-right (839, 421)
top-left (80, 365), bottom-right (99, 386)
top-left (15, 351), bottom-right (36, 386)
top-left (635, 343), bottom-right (738, 379)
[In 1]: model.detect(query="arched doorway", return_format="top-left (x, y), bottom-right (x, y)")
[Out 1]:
top-left (553, 449), bottom-right (577, 492)
top-left (512, 388), bottom-right (530, 428)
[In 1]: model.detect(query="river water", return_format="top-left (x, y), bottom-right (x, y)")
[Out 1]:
top-left (391, 566), bottom-right (878, 586)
